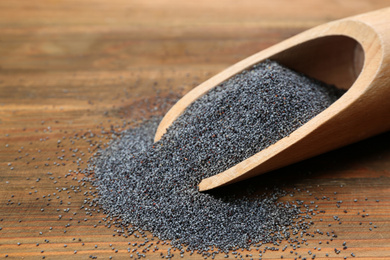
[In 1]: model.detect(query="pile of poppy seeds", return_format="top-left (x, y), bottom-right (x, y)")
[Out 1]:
top-left (85, 60), bottom-right (345, 255)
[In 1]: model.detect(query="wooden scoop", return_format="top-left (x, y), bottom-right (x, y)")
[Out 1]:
top-left (154, 8), bottom-right (390, 191)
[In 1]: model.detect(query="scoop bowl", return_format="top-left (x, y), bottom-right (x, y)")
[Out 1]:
top-left (154, 8), bottom-right (390, 191)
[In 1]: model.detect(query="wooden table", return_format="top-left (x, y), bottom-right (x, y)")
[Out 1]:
top-left (1, 1), bottom-right (389, 259)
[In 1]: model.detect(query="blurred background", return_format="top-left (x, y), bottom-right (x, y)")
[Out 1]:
top-left (1, 0), bottom-right (389, 109)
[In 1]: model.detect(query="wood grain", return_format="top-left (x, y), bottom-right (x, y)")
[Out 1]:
top-left (0, 1), bottom-right (389, 259)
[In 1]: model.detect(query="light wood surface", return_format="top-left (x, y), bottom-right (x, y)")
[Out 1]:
top-left (1, 1), bottom-right (390, 259)
top-left (154, 8), bottom-right (390, 191)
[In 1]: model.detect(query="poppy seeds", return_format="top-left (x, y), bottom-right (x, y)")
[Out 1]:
top-left (86, 60), bottom-right (344, 252)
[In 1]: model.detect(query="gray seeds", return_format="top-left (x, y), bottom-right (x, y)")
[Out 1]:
top-left (86, 60), bottom-right (343, 252)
